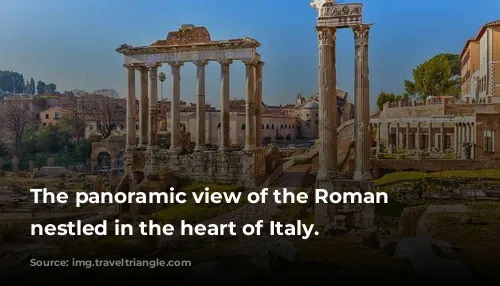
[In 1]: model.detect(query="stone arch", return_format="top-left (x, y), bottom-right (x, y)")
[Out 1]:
top-left (97, 152), bottom-right (111, 168)
top-left (271, 124), bottom-right (274, 129)
top-left (266, 124), bottom-right (270, 129)
top-left (217, 122), bottom-right (221, 128)
top-left (286, 134), bottom-right (291, 140)
top-left (241, 124), bottom-right (246, 130)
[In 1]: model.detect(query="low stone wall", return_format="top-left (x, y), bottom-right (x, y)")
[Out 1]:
top-left (129, 149), bottom-right (266, 187)
top-left (368, 159), bottom-right (500, 179)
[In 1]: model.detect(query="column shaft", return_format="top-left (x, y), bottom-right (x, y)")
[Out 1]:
top-left (148, 65), bottom-right (159, 147)
top-left (353, 24), bottom-right (372, 181)
top-left (139, 67), bottom-right (149, 147)
top-left (219, 60), bottom-right (232, 150)
top-left (255, 61), bottom-right (264, 148)
top-left (316, 27), bottom-right (337, 180)
top-left (376, 123), bottom-right (381, 154)
top-left (125, 65), bottom-right (136, 148)
top-left (396, 123), bottom-right (400, 149)
top-left (416, 123), bottom-right (421, 150)
top-left (194, 61), bottom-right (208, 151)
top-left (169, 62), bottom-right (183, 152)
top-left (440, 123), bottom-right (445, 152)
top-left (243, 60), bottom-right (256, 151)
top-left (406, 123), bottom-right (410, 149)
top-left (428, 124), bottom-right (432, 152)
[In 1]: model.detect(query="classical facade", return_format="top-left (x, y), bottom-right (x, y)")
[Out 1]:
top-left (461, 20), bottom-right (500, 103)
top-left (375, 99), bottom-right (500, 160)
top-left (116, 24), bottom-right (266, 186)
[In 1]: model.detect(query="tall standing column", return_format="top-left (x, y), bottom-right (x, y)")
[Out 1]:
top-left (416, 123), bottom-right (421, 150)
top-left (125, 64), bottom-right (136, 148)
top-left (138, 66), bottom-right (149, 147)
top-left (387, 123), bottom-right (391, 148)
top-left (243, 60), bottom-right (256, 151)
top-left (471, 123), bottom-right (476, 159)
top-left (396, 123), bottom-right (400, 149)
top-left (254, 61), bottom-right (264, 148)
top-left (406, 123), bottom-right (410, 149)
top-left (376, 122), bottom-right (381, 154)
top-left (428, 123), bottom-right (432, 152)
top-left (454, 123), bottom-right (458, 153)
top-left (353, 24), bottom-right (372, 181)
top-left (148, 64), bottom-right (159, 148)
top-left (316, 27), bottom-right (337, 180)
top-left (194, 60), bottom-right (208, 151)
top-left (218, 59), bottom-right (232, 151)
top-left (169, 62), bottom-right (183, 152)
top-left (440, 123), bottom-right (445, 152)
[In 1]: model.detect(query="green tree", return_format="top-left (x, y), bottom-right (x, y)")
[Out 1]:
top-left (44, 83), bottom-right (57, 94)
top-left (376, 92), bottom-right (396, 111)
top-left (36, 80), bottom-right (46, 95)
top-left (0, 71), bottom-right (25, 93)
top-left (441, 53), bottom-right (460, 76)
top-left (29, 78), bottom-right (36, 94)
top-left (158, 71), bottom-right (166, 100)
top-left (404, 54), bottom-right (459, 100)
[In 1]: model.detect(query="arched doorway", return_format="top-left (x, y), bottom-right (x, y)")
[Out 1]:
top-left (98, 152), bottom-right (111, 168)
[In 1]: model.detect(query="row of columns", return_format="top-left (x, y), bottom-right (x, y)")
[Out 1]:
top-left (124, 59), bottom-right (264, 152)
top-left (315, 23), bottom-right (372, 181)
top-left (375, 121), bottom-right (476, 158)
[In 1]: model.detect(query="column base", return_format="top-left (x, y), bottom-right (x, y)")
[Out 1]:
top-left (194, 145), bottom-right (206, 152)
top-left (353, 171), bottom-right (373, 182)
top-left (243, 145), bottom-right (255, 152)
top-left (146, 145), bottom-right (159, 151)
top-left (168, 147), bottom-right (182, 154)
top-left (218, 146), bottom-right (230, 152)
top-left (317, 169), bottom-right (340, 181)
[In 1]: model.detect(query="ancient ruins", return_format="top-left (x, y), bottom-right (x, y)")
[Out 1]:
top-left (311, 0), bottom-right (375, 227)
top-left (116, 25), bottom-right (265, 187)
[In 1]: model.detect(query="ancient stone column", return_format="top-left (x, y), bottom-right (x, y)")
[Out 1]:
top-left (194, 60), bottom-right (208, 151)
top-left (316, 27), bottom-right (337, 180)
top-left (428, 123), bottom-right (432, 152)
top-left (148, 64), bottom-right (159, 148)
top-left (138, 66), bottom-right (149, 148)
top-left (396, 123), bottom-right (400, 149)
top-left (440, 123), bottom-right (445, 152)
top-left (124, 64), bottom-right (136, 148)
top-left (218, 59), bottom-right (232, 151)
top-left (243, 60), bottom-right (256, 151)
top-left (416, 123), bottom-right (421, 150)
top-left (353, 24), bottom-right (372, 181)
top-left (376, 122), bottom-right (381, 155)
top-left (471, 123), bottom-right (475, 159)
top-left (454, 123), bottom-right (458, 153)
top-left (406, 123), bottom-right (410, 149)
top-left (386, 123), bottom-right (391, 149)
top-left (254, 61), bottom-right (264, 148)
top-left (169, 62), bottom-right (183, 152)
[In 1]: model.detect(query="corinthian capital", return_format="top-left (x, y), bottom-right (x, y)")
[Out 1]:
top-left (194, 60), bottom-right (209, 67)
top-left (316, 27), bottom-right (335, 46)
top-left (352, 24), bottom-right (372, 47)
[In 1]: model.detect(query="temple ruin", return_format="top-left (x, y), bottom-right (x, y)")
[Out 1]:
top-left (116, 24), bottom-right (265, 187)
top-left (311, 0), bottom-right (375, 228)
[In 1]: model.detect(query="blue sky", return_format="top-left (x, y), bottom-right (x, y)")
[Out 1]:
top-left (1, 0), bottom-right (499, 108)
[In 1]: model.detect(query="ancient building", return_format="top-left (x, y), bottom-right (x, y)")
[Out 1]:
top-left (460, 20), bottom-right (500, 103)
top-left (116, 24), bottom-right (266, 187)
top-left (311, 0), bottom-right (375, 228)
